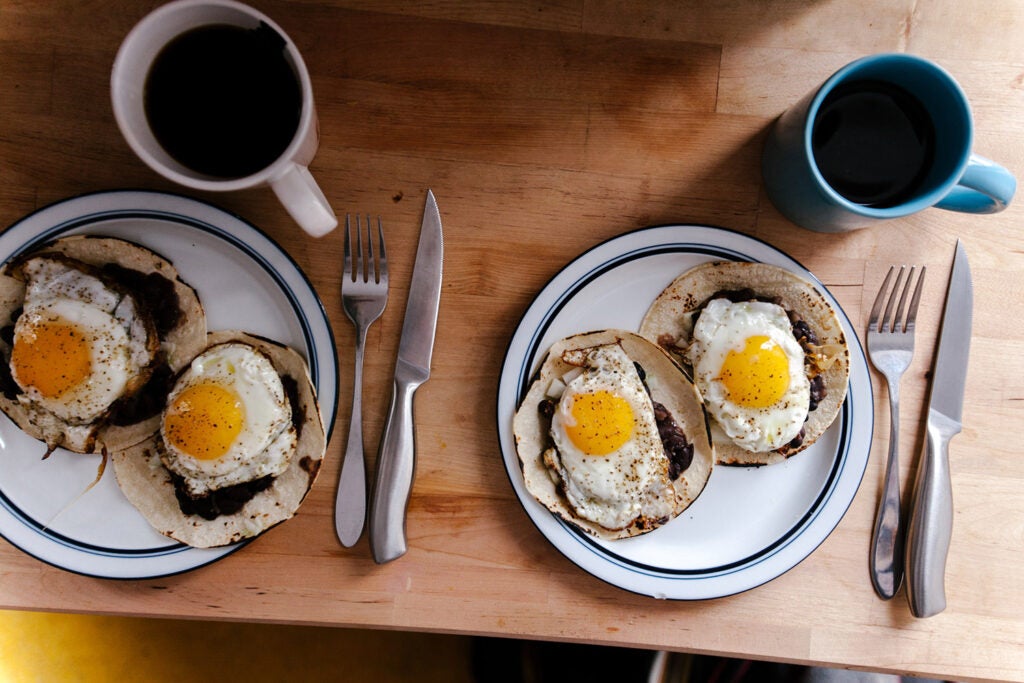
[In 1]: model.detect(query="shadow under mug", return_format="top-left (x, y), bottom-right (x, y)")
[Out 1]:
top-left (111, 0), bottom-right (337, 237)
top-left (762, 53), bottom-right (1016, 233)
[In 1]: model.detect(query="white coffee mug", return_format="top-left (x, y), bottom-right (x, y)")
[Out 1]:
top-left (111, 0), bottom-right (337, 237)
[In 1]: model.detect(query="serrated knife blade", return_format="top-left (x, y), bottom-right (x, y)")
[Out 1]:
top-left (369, 190), bottom-right (443, 564)
top-left (905, 239), bottom-right (972, 618)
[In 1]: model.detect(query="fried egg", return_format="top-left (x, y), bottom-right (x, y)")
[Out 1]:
top-left (686, 298), bottom-right (810, 453)
top-left (547, 343), bottom-right (676, 531)
top-left (9, 256), bottom-right (155, 425)
top-left (160, 342), bottom-right (296, 498)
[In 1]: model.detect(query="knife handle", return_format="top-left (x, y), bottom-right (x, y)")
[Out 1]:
top-left (369, 373), bottom-right (420, 564)
top-left (905, 411), bottom-right (957, 618)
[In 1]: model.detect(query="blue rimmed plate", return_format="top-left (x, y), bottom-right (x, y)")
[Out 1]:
top-left (496, 225), bottom-right (871, 599)
top-left (0, 190), bottom-right (338, 579)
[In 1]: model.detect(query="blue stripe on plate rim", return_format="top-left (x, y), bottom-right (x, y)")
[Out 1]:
top-left (500, 223), bottom-right (867, 591)
top-left (0, 191), bottom-right (338, 567)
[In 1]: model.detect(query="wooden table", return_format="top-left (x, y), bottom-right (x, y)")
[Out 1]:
top-left (2, 1), bottom-right (1022, 681)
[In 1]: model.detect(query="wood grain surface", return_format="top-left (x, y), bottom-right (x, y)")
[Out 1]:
top-left (1, 1), bottom-right (1023, 681)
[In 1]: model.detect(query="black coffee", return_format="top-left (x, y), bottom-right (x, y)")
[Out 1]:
top-left (812, 79), bottom-right (936, 208)
top-left (144, 23), bottom-right (302, 179)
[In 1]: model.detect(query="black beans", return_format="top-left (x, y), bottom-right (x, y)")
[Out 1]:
top-left (282, 374), bottom-right (304, 438)
top-left (791, 319), bottom-right (820, 346)
top-left (808, 374), bottom-right (826, 412)
top-left (538, 398), bottom-right (556, 418)
top-left (787, 427), bottom-right (806, 450)
top-left (634, 361), bottom-right (652, 395)
top-left (652, 401), bottom-right (694, 480)
top-left (101, 263), bottom-right (183, 338)
top-left (713, 288), bottom-right (782, 306)
top-left (107, 359), bottom-right (174, 425)
top-left (632, 362), bottom-right (646, 381)
top-left (172, 472), bottom-right (275, 520)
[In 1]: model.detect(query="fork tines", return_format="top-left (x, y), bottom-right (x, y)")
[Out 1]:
top-left (344, 214), bottom-right (386, 284)
top-left (869, 265), bottom-right (926, 334)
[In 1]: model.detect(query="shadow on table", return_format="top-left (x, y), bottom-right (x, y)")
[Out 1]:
top-left (470, 637), bottom-right (957, 683)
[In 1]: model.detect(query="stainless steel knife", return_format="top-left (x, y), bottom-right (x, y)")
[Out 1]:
top-left (905, 239), bottom-right (972, 618)
top-left (369, 190), bottom-right (443, 564)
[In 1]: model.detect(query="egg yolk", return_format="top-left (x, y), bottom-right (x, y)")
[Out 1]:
top-left (565, 390), bottom-right (635, 456)
top-left (164, 383), bottom-right (244, 460)
top-left (718, 335), bottom-right (790, 408)
top-left (11, 320), bottom-right (92, 399)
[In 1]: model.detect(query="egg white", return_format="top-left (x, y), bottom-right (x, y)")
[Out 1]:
top-left (160, 342), bottom-right (296, 498)
top-left (686, 298), bottom-right (810, 453)
top-left (547, 343), bottom-right (676, 531)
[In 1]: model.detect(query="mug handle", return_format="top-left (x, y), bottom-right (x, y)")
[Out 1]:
top-left (935, 154), bottom-right (1017, 214)
top-left (270, 164), bottom-right (338, 237)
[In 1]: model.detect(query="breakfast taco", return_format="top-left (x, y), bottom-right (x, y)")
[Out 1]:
top-left (639, 261), bottom-right (850, 466)
top-left (111, 331), bottom-right (326, 548)
top-left (513, 329), bottom-right (714, 540)
top-left (0, 235), bottom-right (206, 455)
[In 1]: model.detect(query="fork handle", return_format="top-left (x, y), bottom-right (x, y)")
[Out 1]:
top-left (369, 374), bottom-right (421, 564)
top-left (335, 334), bottom-right (368, 547)
top-left (870, 376), bottom-right (904, 600)
top-left (905, 410), bottom-right (957, 618)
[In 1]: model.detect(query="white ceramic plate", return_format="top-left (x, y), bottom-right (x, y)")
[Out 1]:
top-left (497, 225), bottom-right (872, 599)
top-left (0, 190), bottom-right (338, 579)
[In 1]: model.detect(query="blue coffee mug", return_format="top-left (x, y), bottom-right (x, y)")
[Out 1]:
top-left (762, 53), bottom-right (1016, 233)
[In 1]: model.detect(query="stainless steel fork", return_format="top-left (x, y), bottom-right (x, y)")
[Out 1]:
top-left (868, 264), bottom-right (925, 600)
top-left (335, 215), bottom-right (388, 547)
